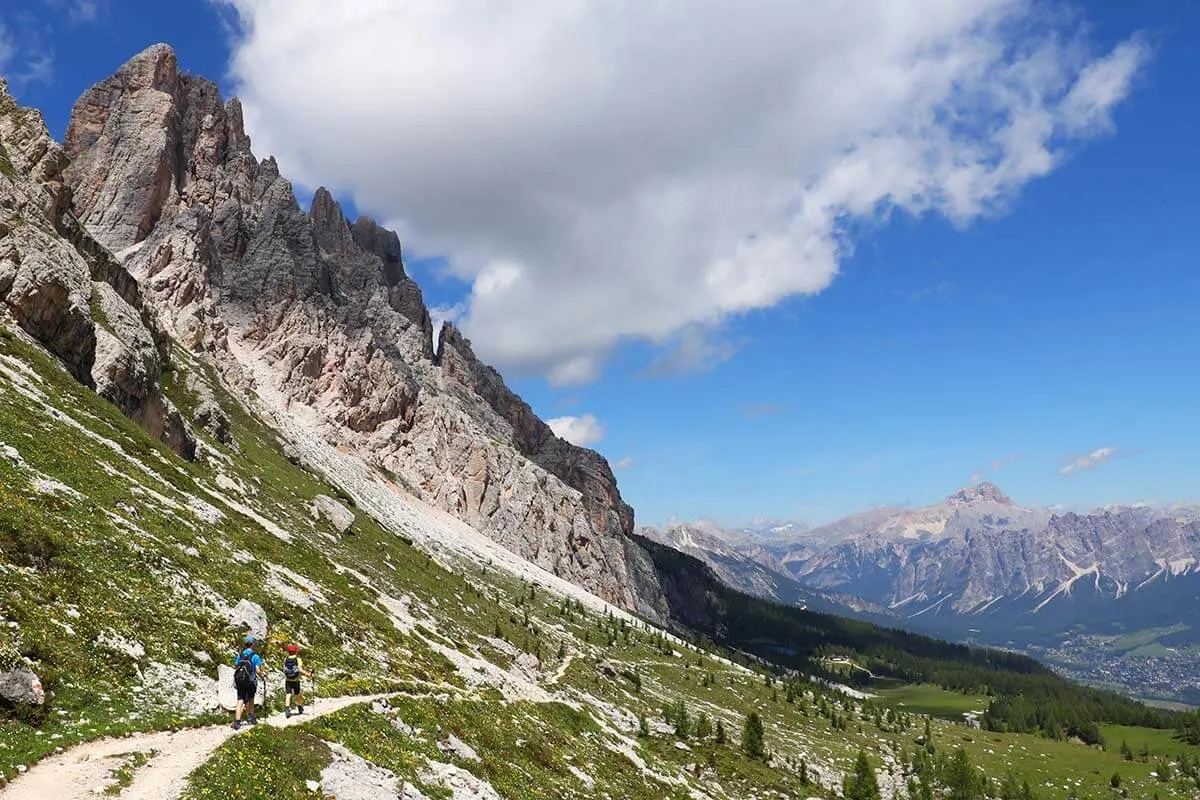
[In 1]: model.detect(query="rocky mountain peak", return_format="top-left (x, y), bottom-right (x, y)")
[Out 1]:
top-left (1, 74), bottom-right (195, 457)
top-left (946, 481), bottom-right (1013, 506)
top-left (51, 45), bottom-right (668, 620)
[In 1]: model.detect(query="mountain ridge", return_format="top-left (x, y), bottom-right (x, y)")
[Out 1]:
top-left (648, 481), bottom-right (1200, 648)
top-left (58, 43), bottom-right (669, 621)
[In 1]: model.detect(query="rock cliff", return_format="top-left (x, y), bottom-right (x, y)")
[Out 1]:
top-left (61, 45), bottom-right (667, 619)
top-left (0, 76), bottom-right (193, 457)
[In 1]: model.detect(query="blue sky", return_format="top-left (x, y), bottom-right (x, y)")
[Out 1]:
top-left (4, 1), bottom-right (1199, 526)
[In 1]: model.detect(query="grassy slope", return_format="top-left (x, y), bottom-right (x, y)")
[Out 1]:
top-left (2, 324), bottom-right (1200, 799)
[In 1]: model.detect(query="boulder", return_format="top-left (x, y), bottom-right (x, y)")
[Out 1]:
top-left (226, 599), bottom-right (268, 640)
top-left (437, 734), bottom-right (480, 762)
top-left (0, 667), bottom-right (45, 706)
top-left (216, 664), bottom-right (236, 711)
top-left (311, 494), bottom-right (355, 534)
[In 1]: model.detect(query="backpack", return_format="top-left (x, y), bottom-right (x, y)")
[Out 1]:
top-left (233, 655), bottom-right (255, 691)
top-left (283, 656), bottom-right (300, 679)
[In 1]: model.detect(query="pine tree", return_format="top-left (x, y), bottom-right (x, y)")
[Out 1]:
top-left (638, 715), bottom-right (650, 738)
top-left (944, 748), bottom-right (984, 800)
top-left (1110, 773), bottom-right (1122, 789)
top-left (557, 641), bottom-right (566, 660)
top-left (673, 700), bottom-right (690, 738)
top-left (844, 750), bottom-right (881, 800)
top-left (715, 718), bottom-right (727, 745)
top-left (799, 758), bottom-right (809, 785)
top-left (695, 712), bottom-right (713, 739)
top-left (1120, 740), bottom-right (1133, 761)
top-left (742, 712), bottom-right (765, 760)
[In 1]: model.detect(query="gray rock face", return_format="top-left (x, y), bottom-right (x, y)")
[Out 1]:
top-left (62, 45), bottom-right (668, 620)
top-left (0, 77), bottom-right (194, 458)
top-left (0, 666), bottom-right (44, 706)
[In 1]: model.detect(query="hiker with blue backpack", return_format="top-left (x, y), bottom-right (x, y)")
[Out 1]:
top-left (282, 643), bottom-right (313, 718)
top-left (232, 634), bottom-right (265, 730)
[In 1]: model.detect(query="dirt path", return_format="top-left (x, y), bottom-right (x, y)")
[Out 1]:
top-left (546, 653), bottom-right (574, 685)
top-left (1, 694), bottom-right (388, 800)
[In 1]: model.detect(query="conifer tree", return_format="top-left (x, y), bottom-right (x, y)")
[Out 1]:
top-left (844, 750), bottom-right (881, 800)
top-left (742, 712), bottom-right (765, 760)
top-left (943, 748), bottom-right (984, 800)
top-left (715, 718), bottom-right (727, 745)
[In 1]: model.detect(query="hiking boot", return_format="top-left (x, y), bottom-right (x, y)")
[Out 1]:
top-left (248, 714), bottom-right (257, 725)
top-left (298, 706), bottom-right (305, 714)
top-left (233, 720), bottom-right (241, 731)
top-left (285, 708), bottom-right (292, 718)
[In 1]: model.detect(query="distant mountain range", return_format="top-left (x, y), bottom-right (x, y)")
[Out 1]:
top-left (642, 482), bottom-right (1200, 649)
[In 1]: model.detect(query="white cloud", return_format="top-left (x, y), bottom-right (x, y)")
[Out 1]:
top-left (1061, 447), bottom-right (1117, 475)
top-left (71, 0), bottom-right (101, 22)
top-left (613, 456), bottom-right (635, 470)
top-left (41, 0), bottom-right (103, 23)
top-left (547, 414), bottom-right (605, 448)
top-left (0, 23), bottom-right (14, 74)
top-left (217, 1), bottom-right (1148, 383)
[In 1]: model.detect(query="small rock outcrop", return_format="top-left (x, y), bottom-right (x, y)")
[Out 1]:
top-left (61, 45), bottom-right (669, 620)
top-left (0, 76), bottom-right (194, 458)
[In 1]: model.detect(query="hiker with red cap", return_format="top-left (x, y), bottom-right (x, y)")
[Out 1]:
top-left (282, 643), bottom-right (313, 718)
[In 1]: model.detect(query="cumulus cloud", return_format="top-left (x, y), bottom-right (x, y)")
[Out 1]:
top-left (1061, 447), bottom-right (1117, 475)
top-left (217, 1), bottom-right (1148, 383)
top-left (547, 414), bottom-right (605, 447)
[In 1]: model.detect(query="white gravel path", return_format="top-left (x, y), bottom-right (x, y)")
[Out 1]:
top-left (0, 694), bottom-right (388, 800)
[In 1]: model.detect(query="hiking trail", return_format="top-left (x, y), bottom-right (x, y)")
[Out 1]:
top-left (0, 694), bottom-right (389, 800)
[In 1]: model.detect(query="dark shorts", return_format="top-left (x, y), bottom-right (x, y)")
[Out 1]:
top-left (237, 684), bottom-right (257, 704)
top-left (285, 679), bottom-right (302, 695)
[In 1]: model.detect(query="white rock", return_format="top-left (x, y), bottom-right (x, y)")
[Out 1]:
top-left (226, 599), bottom-right (268, 640)
top-left (320, 746), bottom-right (401, 800)
top-left (438, 734), bottom-right (480, 762)
top-left (311, 494), bottom-right (355, 534)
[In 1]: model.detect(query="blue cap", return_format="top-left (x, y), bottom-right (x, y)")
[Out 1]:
top-left (244, 634), bottom-right (256, 645)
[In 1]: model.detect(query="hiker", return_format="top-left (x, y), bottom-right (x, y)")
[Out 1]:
top-left (282, 643), bottom-right (314, 718)
top-left (233, 634), bottom-right (265, 730)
